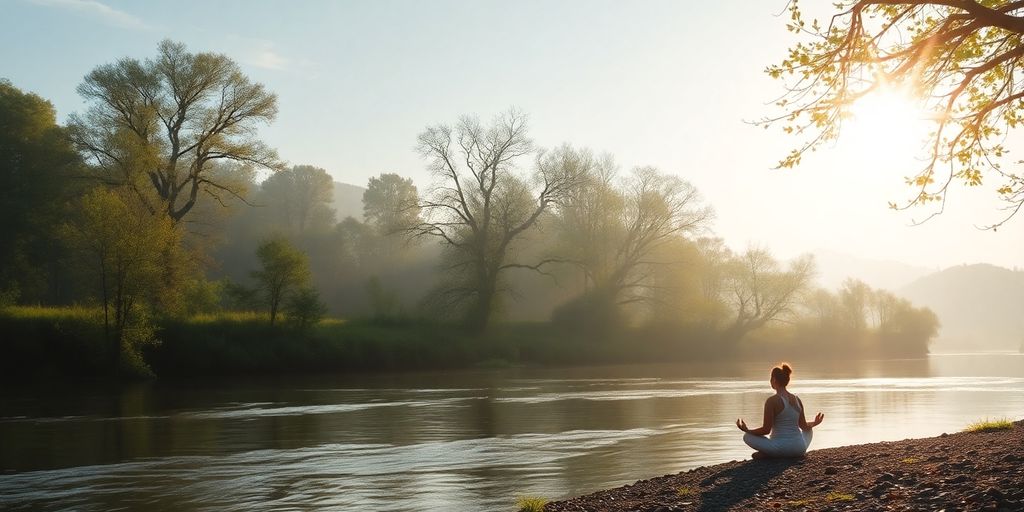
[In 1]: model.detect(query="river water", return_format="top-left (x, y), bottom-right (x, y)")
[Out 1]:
top-left (1, 353), bottom-right (1022, 511)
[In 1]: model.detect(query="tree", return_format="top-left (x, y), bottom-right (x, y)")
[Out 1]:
top-left (411, 110), bottom-right (584, 331)
top-left (260, 165), bottom-right (336, 233)
top-left (69, 39), bottom-right (279, 223)
top-left (363, 173), bottom-right (421, 236)
top-left (251, 237), bottom-right (311, 325)
top-left (764, 1), bottom-right (1024, 227)
top-left (0, 80), bottom-right (83, 303)
top-left (285, 287), bottom-right (328, 331)
top-left (62, 187), bottom-right (179, 375)
top-left (557, 158), bottom-right (714, 312)
top-left (838, 278), bottom-right (872, 333)
top-left (721, 248), bottom-right (816, 343)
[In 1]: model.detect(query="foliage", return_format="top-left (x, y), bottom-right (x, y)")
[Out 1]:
top-left (260, 165), bottom-right (336, 233)
top-left (251, 237), bottom-right (312, 325)
top-left (0, 79), bottom-right (83, 303)
top-left (61, 187), bottom-right (179, 376)
top-left (763, 0), bottom-right (1024, 227)
top-left (363, 172), bottom-right (421, 235)
top-left (795, 279), bottom-right (940, 356)
top-left (182, 278), bottom-right (225, 316)
top-left (554, 152), bottom-right (713, 322)
top-left (515, 496), bottom-right (548, 512)
top-left (964, 417), bottom-right (1014, 432)
top-left (68, 39), bottom-right (279, 222)
top-left (285, 286), bottom-right (328, 331)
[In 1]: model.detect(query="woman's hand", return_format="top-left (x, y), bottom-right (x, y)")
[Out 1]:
top-left (736, 419), bottom-right (749, 432)
top-left (812, 412), bottom-right (824, 427)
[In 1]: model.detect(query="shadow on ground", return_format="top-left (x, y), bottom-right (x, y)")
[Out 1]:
top-left (697, 458), bottom-right (803, 511)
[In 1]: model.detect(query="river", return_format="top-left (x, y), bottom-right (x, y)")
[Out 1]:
top-left (1, 353), bottom-right (1022, 511)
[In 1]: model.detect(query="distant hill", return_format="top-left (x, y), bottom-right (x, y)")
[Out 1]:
top-left (899, 263), bottom-right (1024, 351)
top-left (333, 182), bottom-right (365, 221)
top-left (811, 249), bottom-right (935, 291)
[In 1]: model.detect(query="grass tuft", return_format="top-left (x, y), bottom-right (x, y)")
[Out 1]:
top-left (676, 486), bottom-right (695, 496)
top-left (964, 418), bottom-right (1014, 433)
top-left (787, 498), bottom-right (813, 506)
top-left (899, 456), bottom-right (921, 464)
top-left (825, 492), bottom-right (855, 502)
top-left (516, 496), bottom-right (548, 512)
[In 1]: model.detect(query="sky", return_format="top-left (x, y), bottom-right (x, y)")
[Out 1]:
top-left (2, 0), bottom-right (1022, 271)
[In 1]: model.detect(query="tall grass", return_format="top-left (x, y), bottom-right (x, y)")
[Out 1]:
top-left (515, 496), bottom-right (548, 512)
top-left (964, 418), bottom-right (1014, 432)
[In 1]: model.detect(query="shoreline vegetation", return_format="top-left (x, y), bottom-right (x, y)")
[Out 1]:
top-left (3, 305), bottom-right (935, 382)
top-left (2, 62), bottom-right (941, 384)
top-left (544, 419), bottom-right (1024, 512)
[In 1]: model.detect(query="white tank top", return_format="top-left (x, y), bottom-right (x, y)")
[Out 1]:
top-left (770, 394), bottom-right (803, 440)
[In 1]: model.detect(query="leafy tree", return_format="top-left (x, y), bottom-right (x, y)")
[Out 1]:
top-left (260, 165), bottom-right (336, 233)
top-left (251, 237), bottom-right (311, 325)
top-left (838, 278), bottom-right (871, 333)
top-left (69, 39), bottom-right (279, 223)
top-left (721, 248), bottom-right (816, 343)
top-left (557, 156), bottom-right (713, 313)
top-left (363, 173), bottom-right (421, 236)
top-left (0, 80), bottom-right (83, 302)
top-left (764, 1), bottom-right (1024, 227)
top-left (62, 187), bottom-right (179, 375)
top-left (285, 286), bottom-right (328, 331)
top-left (411, 110), bottom-right (584, 331)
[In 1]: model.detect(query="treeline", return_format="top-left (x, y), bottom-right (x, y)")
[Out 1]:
top-left (0, 41), bottom-right (940, 379)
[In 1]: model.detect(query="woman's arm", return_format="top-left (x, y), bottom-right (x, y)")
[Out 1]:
top-left (737, 398), bottom-right (775, 436)
top-left (796, 397), bottom-right (824, 431)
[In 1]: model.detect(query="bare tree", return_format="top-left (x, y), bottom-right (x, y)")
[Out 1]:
top-left (721, 248), bottom-right (816, 343)
top-left (69, 40), bottom-right (280, 223)
top-left (411, 109), bottom-right (583, 331)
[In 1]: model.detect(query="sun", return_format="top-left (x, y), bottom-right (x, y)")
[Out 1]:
top-left (843, 88), bottom-right (930, 164)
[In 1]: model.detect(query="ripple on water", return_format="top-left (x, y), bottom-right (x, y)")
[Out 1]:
top-left (0, 424), bottom-right (697, 511)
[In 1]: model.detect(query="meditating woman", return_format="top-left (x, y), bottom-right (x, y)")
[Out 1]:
top-left (735, 363), bottom-right (823, 459)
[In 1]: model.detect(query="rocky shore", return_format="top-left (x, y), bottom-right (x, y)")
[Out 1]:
top-left (545, 420), bottom-right (1023, 512)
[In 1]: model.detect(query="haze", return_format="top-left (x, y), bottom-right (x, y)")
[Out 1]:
top-left (4, 0), bottom-right (1021, 270)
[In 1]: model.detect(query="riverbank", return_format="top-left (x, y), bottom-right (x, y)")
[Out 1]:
top-left (545, 419), bottom-right (1023, 512)
top-left (1, 306), bottom-right (933, 381)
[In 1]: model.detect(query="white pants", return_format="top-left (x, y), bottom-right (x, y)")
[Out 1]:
top-left (743, 430), bottom-right (813, 457)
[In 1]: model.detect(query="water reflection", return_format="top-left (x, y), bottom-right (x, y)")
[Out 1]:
top-left (1, 354), bottom-right (1022, 511)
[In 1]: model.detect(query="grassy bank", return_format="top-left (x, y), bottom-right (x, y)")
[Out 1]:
top-left (0, 306), bottom-right (932, 381)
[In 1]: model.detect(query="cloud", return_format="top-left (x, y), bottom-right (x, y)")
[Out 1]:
top-left (248, 45), bottom-right (288, 71)
top-left (220, 35), bottom-right (291, 71)
top-left (29, 0), bottom-right (152, 31)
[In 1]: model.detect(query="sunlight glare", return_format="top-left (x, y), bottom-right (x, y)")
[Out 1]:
top-left (844, 88), bottom-right (930, 166)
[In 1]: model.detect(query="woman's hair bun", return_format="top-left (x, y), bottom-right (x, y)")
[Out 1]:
top-left (781, 363), bottom-right (793, 375)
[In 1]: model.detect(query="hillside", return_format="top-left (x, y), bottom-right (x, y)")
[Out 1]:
top-left (811, 249), bottom-right (934, 291)
top-left (899, 263), bottom-right (1024, 351)
top-left (333, 182), bottom-right (365, 221)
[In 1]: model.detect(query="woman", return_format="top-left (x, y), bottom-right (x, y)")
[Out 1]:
top-left (736, 363), bottom-right (823, 459)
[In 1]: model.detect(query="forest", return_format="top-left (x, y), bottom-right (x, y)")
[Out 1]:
top-left (0, 41), bottom-right (940, 380)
